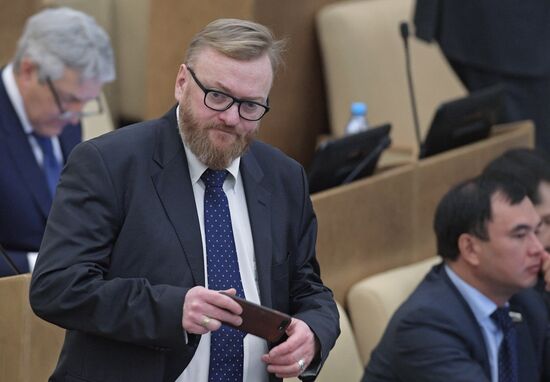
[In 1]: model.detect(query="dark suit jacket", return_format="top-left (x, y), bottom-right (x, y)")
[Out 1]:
top-left (0, 69), bottom-right (81, 276)
top-left (414, 0), bottom-right (550, 77)
top-left (363, 263), bottom-right (550, 382)
top-left (29, 107), bottom-right (339, 382)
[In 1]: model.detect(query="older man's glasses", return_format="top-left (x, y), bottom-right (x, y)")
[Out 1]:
top-left (187, 67), bottom-right (270, 121)
top-left (46, 77), bottom-right (103, 120)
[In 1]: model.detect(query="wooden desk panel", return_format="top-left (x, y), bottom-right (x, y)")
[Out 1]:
top-left (0, 274), bottom-right (64, 382)
top-left (313, 164), bottom-right (416, 304)
top-left (313, 121), bottom-right (534, 304)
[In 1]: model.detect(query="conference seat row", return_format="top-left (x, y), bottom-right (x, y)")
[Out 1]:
top-left (0, 120), bottom-right (534, 381)
top-left (285, 256), bottom-right (439, 382)
top-left (0, 257), bottom-right (432, 382)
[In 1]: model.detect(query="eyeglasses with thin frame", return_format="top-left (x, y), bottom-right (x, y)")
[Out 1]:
top-left (186, 67), bottom-right (270, 121)
top-left (46, 77), bottom-right (103, 120)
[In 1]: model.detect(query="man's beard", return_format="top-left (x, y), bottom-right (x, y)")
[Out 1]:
top-left (178, 101), bottom-right (256, 170)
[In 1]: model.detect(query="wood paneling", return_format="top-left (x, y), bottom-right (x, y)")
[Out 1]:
top-left (0, 0), bottom-right (43, 65)
top-left (145, 0), bottom-right (343, 166)
top-left (312, 122), bottom-right (534, 303)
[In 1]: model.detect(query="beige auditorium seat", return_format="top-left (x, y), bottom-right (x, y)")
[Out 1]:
top-left (40, 0), bottom-right (121, 139)
top-left (42, 0), bottom-right (148, 139)
top-left (285, 301), bottom-right (363, 382)
top-left (81, 91), bottom-right (115, 140)
top-left (45, 0), bottom-right (150, 124)
top-left (347, 256), bottom-right (440, 365)
top-left (0, 274), bottom-right (65, 382)
top-left (316, 0), bottom-right (466, 157)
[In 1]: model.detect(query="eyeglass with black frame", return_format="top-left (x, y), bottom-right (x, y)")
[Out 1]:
top-left (46, 76), bottom-right (103, 120)
top-left (187, 67), bottom-right (270, 121)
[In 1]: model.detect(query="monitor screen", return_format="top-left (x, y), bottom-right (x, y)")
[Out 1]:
top-left (308, 124), bottom-right (392, 194)
top-left (420, 85), bottom-right (504, 159)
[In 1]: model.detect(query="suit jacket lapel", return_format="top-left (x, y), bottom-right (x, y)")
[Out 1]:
top-left (438, 265), bottom-right (493, 377)
top-left (151, 122), bottom-right (274, 296)
top-left (241, 147), bottom-right (273, 307)
top-left (151, 107), bottom-right (205, 287)
top-left (0, 75), bottom-right (52, 217)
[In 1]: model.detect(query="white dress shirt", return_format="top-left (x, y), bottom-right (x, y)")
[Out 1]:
top-left (445, 265), bottom-right (504, 382)
top-left (176, 108), bottom-right (269, 382)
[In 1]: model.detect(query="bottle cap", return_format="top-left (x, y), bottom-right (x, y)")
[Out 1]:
top-left (351, 102), bottom-right (367, 116)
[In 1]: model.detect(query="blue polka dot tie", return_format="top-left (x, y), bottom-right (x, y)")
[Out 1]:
top-left (491, 307), bottom-right (518, 382)
top-left (33, 133), bottom-right (62, 197)
top-left (202, 169), bottom-right (246, 382)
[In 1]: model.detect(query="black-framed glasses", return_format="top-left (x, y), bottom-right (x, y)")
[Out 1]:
top-left (46, 77), bottom-right (103, 120)
top-left (187, 67), bottom-right (270, 121)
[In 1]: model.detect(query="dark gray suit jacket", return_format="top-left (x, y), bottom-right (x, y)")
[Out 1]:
top-left (29, 107), bottom-right (339, 382)
top-left (414, 0), bottom-right (550, 77)
top-left (363, 263), bottom-right (550, 382)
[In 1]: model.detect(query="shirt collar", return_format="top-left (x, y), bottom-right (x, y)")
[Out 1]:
top-left (176, 106), bottom-right (241, 189)
top-left (2, 63), bottom-right (34, 135)
top-left (444, 264), bottom-right (501, 324)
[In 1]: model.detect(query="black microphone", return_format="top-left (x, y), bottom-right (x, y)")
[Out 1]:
top-left (399, 21), bottom-right (422, 151)
top-left (0, 243), bottom-right (23, 275)
top-left (342, 135), bottom-right (391, 185)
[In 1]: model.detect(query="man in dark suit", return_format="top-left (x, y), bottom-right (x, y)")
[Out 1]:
top-left (30, 18), bottom-right (339, 382)
top-left (0, 7), bottom-right (115, 276)
top-left (363, 174), bottom-right (550, 382)
top-left (414, 0), bottom-right (550, 153)
top-left (482, 148), bottom-right (550, 314)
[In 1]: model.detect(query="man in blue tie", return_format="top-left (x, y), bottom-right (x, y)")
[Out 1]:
top-left (30, 18), bottom-right (339, 382)
top-left (0, 7), bottom-right (115, 276)
top-left (363, 174), bottom-right (550, 382)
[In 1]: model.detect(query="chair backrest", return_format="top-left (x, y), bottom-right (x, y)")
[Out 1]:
top-left (284, 301), bottom-right (363, 382)
top-left (44, 0), bottom-right (150, 122)
top-left (316, 0), bottom-right (465, 154)
top-left (346, 256), bottom-right (440, 364)
top-left (82, 91), bottom-right (115, 140)
top-left (0, 274), bottom-right (65, 381)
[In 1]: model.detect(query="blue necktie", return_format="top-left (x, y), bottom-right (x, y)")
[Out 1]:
top-left (491, 307), bottom-right (518, 382)
top-left (202, 169), bottom-right (246, 382)
top-left (33, 133), bottom-right (61, 197)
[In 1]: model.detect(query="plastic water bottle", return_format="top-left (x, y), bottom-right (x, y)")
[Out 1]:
top-left (345, 102), bottom-right (369, 135)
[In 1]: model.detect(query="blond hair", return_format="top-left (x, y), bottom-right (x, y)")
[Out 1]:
top-left (185, 18), bottom-right (285, 75)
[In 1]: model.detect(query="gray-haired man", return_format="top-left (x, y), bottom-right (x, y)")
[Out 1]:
top-left (0, 7), bottom-right (115, 276)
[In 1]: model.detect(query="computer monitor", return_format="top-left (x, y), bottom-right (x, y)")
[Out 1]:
top-left (308, 124), bottom-right (392, 194)
top-left (419, 85), bottom-right (504, 159)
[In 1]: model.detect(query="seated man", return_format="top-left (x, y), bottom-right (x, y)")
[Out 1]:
top-left (0, 7), bottom-right (115, 276)
top-left (483, 148), bottom-right (550, 250)
top-left (363, 174), bottom-right (550, 382)
top-left (482, 148), bottom-right (550, 314)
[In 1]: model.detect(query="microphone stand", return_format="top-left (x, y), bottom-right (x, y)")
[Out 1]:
top-left (342, 135), bottom-right (391, 185)
top-left (400, 21), bottom-right (422, 152)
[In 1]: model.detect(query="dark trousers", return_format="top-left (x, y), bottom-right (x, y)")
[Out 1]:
top-left (449, 58), bottom-right (550, 154)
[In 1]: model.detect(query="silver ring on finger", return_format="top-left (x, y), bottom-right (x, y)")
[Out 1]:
top-left (297, 358), bottom-right (306, 373)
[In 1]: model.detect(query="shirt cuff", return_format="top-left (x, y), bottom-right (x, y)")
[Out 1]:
top-left (27, 252), bottom-right (38, 272)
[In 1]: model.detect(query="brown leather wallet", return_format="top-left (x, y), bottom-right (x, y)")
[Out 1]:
top-left (220, 292), bottom-right (291, 343)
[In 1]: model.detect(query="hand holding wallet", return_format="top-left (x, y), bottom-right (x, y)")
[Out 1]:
top-left (220, 292), bottom-right (291, 343)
